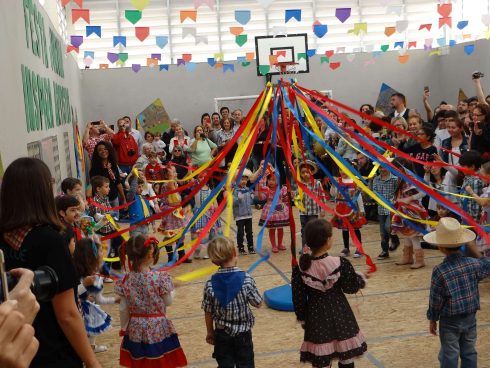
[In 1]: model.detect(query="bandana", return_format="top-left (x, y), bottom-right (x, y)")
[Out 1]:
top-left (211, 269), bottom-right (246, 308)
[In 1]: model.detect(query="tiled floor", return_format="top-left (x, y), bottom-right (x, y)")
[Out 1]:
top-left (96, 207), bottom-right (490, 367)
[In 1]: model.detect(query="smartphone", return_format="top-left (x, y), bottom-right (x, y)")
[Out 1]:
top-left (0, 250), bottom-right (9, 302)
top-left (424, 86), bottom-right (430, 93)
top-left (91, 121), bottom-right (101, 125)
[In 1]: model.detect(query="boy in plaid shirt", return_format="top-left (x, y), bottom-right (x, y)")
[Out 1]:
top-left (202, 237), bottom-right (262, 367)
top-left (424, 217), bottom-right (490, 368)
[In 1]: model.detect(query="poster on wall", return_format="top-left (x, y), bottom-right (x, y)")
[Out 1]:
top-left (137, 98), bottom-right (171, 134)
top-left (375, 83), bottom-right (400, 116)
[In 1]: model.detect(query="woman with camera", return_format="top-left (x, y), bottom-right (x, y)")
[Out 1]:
top-left (0, 158), bottom-right (101, 368)
top-left (469, 103), bottom-right (490, 158)
top-left (111, 117), bottom-right (139, 175)
top-left (190, 125), bottom-right (217, 168)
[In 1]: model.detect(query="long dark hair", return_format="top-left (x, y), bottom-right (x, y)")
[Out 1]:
top-left (91, 141), bottom-right (119, 169)
top-left (73, 238), bottom-right (100, 277)
top-left (299, 219), bottom-right (333, 271)
top-left (0, 158), bottom-right (62, 232)
top-left (121, 235), bottom-right (159, 271)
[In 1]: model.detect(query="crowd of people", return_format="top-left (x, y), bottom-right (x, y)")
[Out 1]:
top-left (1, 75), bottom-right (490, 368)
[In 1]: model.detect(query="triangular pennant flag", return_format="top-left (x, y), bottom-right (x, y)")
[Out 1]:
top-left (130, 0), bottom-right (150, 11)
top-left (457, 20), bottom-right (469, 30)
top-left (439, 17), bottom-right (452, 29)
top-left (335, 8), bottom-right (351, 23)
top-left (194, 0), bottom-right (215, 10)
top-left (135, 27), bottom-right (149, 41)
top-left (419, 23), bottom-right (432, 31)
top-left (285, 9), bottom-right (301, 22)
top-left (458, 88), bottom-right (468, 102)
top-left (159, 64), bottom-right (169, 71)
top-left (207, 58), bottom-right (216, 67)
top-left (86, 25), bottom-right (101, 37)
top-left (329, 62), bottom-right (341, 70)
top-left (237, 56), bottom-right (247, 63)
top-left (380, 45), bottom-right (389, 52)
top-left (72, 9), bottom-right (90, 24)
top-left (246, 52), bottom-right (255, 61)
top-left (132, 64), bottom-right (141, 73)
top-left (259, 65), bottom-right (270, 75)
top-left (325, 50), bottom-right (334, 58)
top-left (307, 49), bottom-right (316, 57)
top-left (185, 62), bottom-right (197, 72)
top-left (241, 62), bottom-right (251, 67)
top-left (236, 34), bottom-right (247, 47)
top-left (313, 22), bottom-right (328, 38)
top-left (449, 39), bottom-right (456, 47)
top-left (464, 44), bottom-right (475, 55)
top-left (70, 35), bottom-right (84, 47)
top-left (348, 23), bottom-right (367, 36)
top-left (230, 27), bottom-right (244, 36)
top-left (408, 41), bottom-right (417, 49)
top-left (269, 55), bottom-right (278, 65)
top-left (437, 3), bottom-right (452, 18)
top-left (235, 10), bottom-right (251, 25)
top-left (297, 52), bottom-right (307, 60)
top-left (125, 10), bottom-right (142, 25)
top-left (384, 26), bottom-right (396, 37)
top-left (119, 53), bottom-right (128, 62)
top-left (156, 36), bottom-right (168, 49)
top-left (429, 50), bottom-right (441, 56)
top-left (73, 0), bottom-right (83, 7)
top-left (437, 37), bottom-right (446, 47)
top-left (84, 51), bottom-right (94, 59)
top-left (99, 64), bottom-right (109, 69)
top-left (147, 58), bottom-right (158, 67)
top-left (463, 34), bottom-right (472, 40)
top-left (113, 36), bottom-right (126, 47)
top-left (180, 10), bottom-right (197, 23)
top-left (215, 62), bottom-right (223, 69)
top-left (182, 27), bottom-right (196, 38)
top-left (223, 64), bottom-right (235, 73)
top-left (61, 0), bottom-right (71, 7)
top-left (182, 54), bottom-right (192, 62)
top-left (107, 52), bottom-right (119, 63)
top-left (195, 35), bottom-right (208, 45)
top-left (398, 55), bottom-right (410, 64)
top-left (116, 60), bottom-right (125, 67)
top-left (214, 52), bottom-right (224, 61)
top-left (394, 41), bottom-right (404, 49)
top-left (482, 14), bottom-right (490, 26)
top-left (424, 38), bottom-right (433, 50)
top-left (320, 56), bottom-right (329, 64)
top-left (151, 53), bottom-right (161, 60)
top-left (396, 20), bottom-right (408, 33)
top-left (66, 45), bottom-right (79, 53)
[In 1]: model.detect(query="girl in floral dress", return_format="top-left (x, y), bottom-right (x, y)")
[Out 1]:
top-left (257, 172), bottom-right (290, 253)
top-left (158, 165), bottom-right (187, 263)
top-left (391, 157), bottom-right (428, 269)
top-left (115, 235), bottom-right (187, 368)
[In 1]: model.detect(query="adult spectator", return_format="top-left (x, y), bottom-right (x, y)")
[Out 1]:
top-left (467, 97), bottom-right (479, 114)
top-left (434, 110), bottom-right (451, 155)
top-left (190, 125), bottom-right (217, 168)
top-left (122, 116), bottom-right (144, 154)
top-left (457, 99), bottom-right (469, 121)
top-left (169, 145), bottom-right (190, 180)
top-left (216, 118), bottom-right (237, 166)
top-left (220, 106), bottom-right (230, 121)
top-left (208, 113), bottom-right (222, 144)
top-left (389, 92), bottom-right (409, 120)
top-left (201, 113), bottom-right (211, 127)
top-left (390, 116), bottom-right (409, 151)
top-left (399, 115), bottom-right (424, 153)
top-left (144, 131), bottom-right (154, 144)
top-left (90, 141), bottom-right (126, 208)
top-left (232, 109), bottom-right (243, 129)
top-left (0, 158), bottom-right (101, 368)
top-left (134, 143), bottom-right (160, 171)
top-left (168, 125), bottom-right (191, 154)
top-left (111, 118), bottom-right (139, 174)
top-left (469, 103), bottom-right (490, 158)
top-left (82, 121), bottom-right (114, 159)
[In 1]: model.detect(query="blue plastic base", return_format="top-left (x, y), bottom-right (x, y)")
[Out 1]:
top-left (264, 284), bottom-right (294, 312)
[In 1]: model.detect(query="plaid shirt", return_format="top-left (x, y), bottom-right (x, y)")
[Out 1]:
top-left (372, 173), bottom-right (398, 216)
top-left (296, 180), bottom-right (326, 216)
top-left (88, 194), bottom-right (116, 234)
top-left (459, 175), bottom-right (484, 220)
top-left (427, 253), bottom-right (490, 321)
top-left (202, 267), bottom-right (262, 336)
top-left (83, 134), bottom-right (111, 158)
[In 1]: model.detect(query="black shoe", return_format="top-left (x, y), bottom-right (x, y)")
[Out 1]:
top-left (377, 251), bottom-right (389, 260)
top-left (238, 248), bottom-right (247, 256)
top-left (389, 242), bottom-right (400, 251)
top-left (248, 248), bottom-right (256, 255)
top-left (178, 250), bottom-right (192, 263)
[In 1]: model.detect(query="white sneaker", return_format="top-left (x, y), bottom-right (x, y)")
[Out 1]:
top-left (353, 250), bottom-right (362, 258)
top-left (93, 345), bottom-right (108, 353)
top-left (103, 277), bottom-right (113, 283)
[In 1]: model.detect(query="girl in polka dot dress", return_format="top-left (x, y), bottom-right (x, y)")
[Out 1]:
top-left (292, 219), bottom-right (367, 368)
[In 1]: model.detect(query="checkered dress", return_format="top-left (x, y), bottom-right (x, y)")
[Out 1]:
top-left (257, 180), bottom-right (290, 228)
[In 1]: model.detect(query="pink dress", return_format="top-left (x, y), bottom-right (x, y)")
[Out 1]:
top-left (115, 271), bottom-right (187, 368)
top-left (257, 179), bottom-right (290, 228)
top-left (158, 182), bottom-right (186, 238)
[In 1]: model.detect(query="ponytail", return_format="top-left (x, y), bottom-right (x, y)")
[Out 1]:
top-left (299, 253), bottom-right (313, 271)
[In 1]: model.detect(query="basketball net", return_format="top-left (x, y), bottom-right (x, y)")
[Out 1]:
top-left (273, 61), bottom-right (299, 85)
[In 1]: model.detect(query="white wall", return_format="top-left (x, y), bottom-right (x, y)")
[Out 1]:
top-left (0, 0), bottom-right (83, 180)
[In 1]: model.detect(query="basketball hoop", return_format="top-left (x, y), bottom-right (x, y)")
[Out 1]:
top-left (273, 61), bottom-right (299, 80)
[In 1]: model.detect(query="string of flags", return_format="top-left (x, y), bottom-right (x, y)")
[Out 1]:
top-left (65, 0), bottom-right (490, 72)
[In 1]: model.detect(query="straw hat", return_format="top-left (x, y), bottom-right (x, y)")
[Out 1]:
top-left (242, 168), bottom-right (253, 178)
top-left (299, 160), bottom-right (318, 175)
top-left (423, 217), bottom-right (476, 247)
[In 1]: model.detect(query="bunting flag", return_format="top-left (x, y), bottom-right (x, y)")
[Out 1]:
top-left (235, 10), bottom-right (251, 25)
top-left (464, 44), bottom-right (475, 55)
top-left (182, 54), bottom-right (192, 62)
top-left (107, 52), bottom-right (119, 63)
top-left (207, 58), bottom-right (216, 67)
top-left (437, 3), bottom-right (452, 18)
top-left (156, 35), bottom-right (168, 48)
top-left (130, 0), bottom-right (150, 11)
top-left (151, 53), bottom-right (161, 60)
top-left (419, 23), bottom-right (432, 31)
top-left (135, 27), bottom-right (150, 41)
top-left (223, 64), bottom-right (235, 72)
top-left (119, 53), bottom-right (128, 62)
top-left (285, 9), bottom-right (301, 22)
top-left (86, 25), bottom-right (101, 37)
top-left (394, 41), bottom-right (404, 49)
top-left (457, 20), bottom-right (469, 30)
top-left (135, 117), bottom-right (142, 131)
top-left (183, 27), bottom-right (196, 38)
top-left (396, 20), bottom-right (408, 33)
top-left (230, 26), bottom-right (244, 36)
top-left (113, 36), bottom-right (126, 47)
top-left (70, 35), bottom-right (84, 47)
top-left (132, 64), bottom-right (141, 72)
top-left (384, 26), bottom-right (396, 37)
top-left (313, 21), bottom-right (328, 38)
top-left (439, 17), bottom-right (452, 29)
top-left (348, 22), bottom-right (367, 35)
top-left (195, 35), bottom-right (209, 45)
top-left (72, 9), bottom-right (90, 24)
top-left (398, 54), bottom-right (410, 64)
top-left (236, 34), bottom-right (247, 47)
top-left (180, 10), bottom-right (197, 23)
top-left (99, 64), bottom-right (108, 69)
top-left (147, 58), bottom-right (158, 67)
top-left (194, 0), bottom-right (215, 10)
top-left (61, 0), bottom-right (71, 7)
top-left (125, 10), bottom-right (142, 24)
top-left (159, 64), bottom-right (169, 71)
top-left (84, 51), bottom-right (94, 59)
top-left (185, 62), bottom-right (196, 72)
top-left (408, 41), bottom-right (417, 48)
top-left (246, 52), bottom-right (255, 61)
top-left (329, 62), bottom-right (341, 70)
top-left (66, 45), bottom-right (79, 53)
top-left (335, 8), bottom-right (351, 23)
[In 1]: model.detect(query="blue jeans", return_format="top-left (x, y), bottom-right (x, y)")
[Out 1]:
top-left (109, 197), bottom-right (120, 219)
top-left (378, 214), bottom-right (399, 252)
top-left (439, 313), bottom-right (477, 368)
top-left (300, 215), bottom-right (318, 247)
top-left (213, 329), bottom-right (254, 368)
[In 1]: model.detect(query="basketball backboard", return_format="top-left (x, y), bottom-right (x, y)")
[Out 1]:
top-left (254, 33), bottom-right (309, 77)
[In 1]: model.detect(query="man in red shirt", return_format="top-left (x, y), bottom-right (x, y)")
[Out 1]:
top-left (111, 118), bottom-right (139, 174)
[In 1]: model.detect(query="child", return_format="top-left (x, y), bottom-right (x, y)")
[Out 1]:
top-left (330, 166), bottom-right (366, 258)
top-left (257, 172), bottom-right (290, 253)
top-left (88, 175), bottom-right (124, 273)
top-left (232, 169), bottom-right (255, 255)
top-left (115, 235), bottom-right (187, 367)
top-left (372, 164), bottom-right (400, 259)
top-left (158, 165), bottom-right (189, 263)
top-left (424, 217), bottom-right (490, 368)
top-left (152, 132), bottom-right (167, 160)
top-left (391, 158), bottom-right (428, 269)
top-left (61, 177), bottom-right (87, 213)
top-left (201, 237), bottom-right (263, 367)
top-left (292, 219), bottom-right (367, 368)
top-left (191, 173), bottom-right (223, 259)
top-left (145, 152), bottom-right (164, 181)
top-left (55, 194), bottom-right (83, 241)
top-left (126, 174), bottom-right (153, 237)
top-left (74, 238), bottom-right (118, 353)
top-left (295, 160), bottom-right (326, 247)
